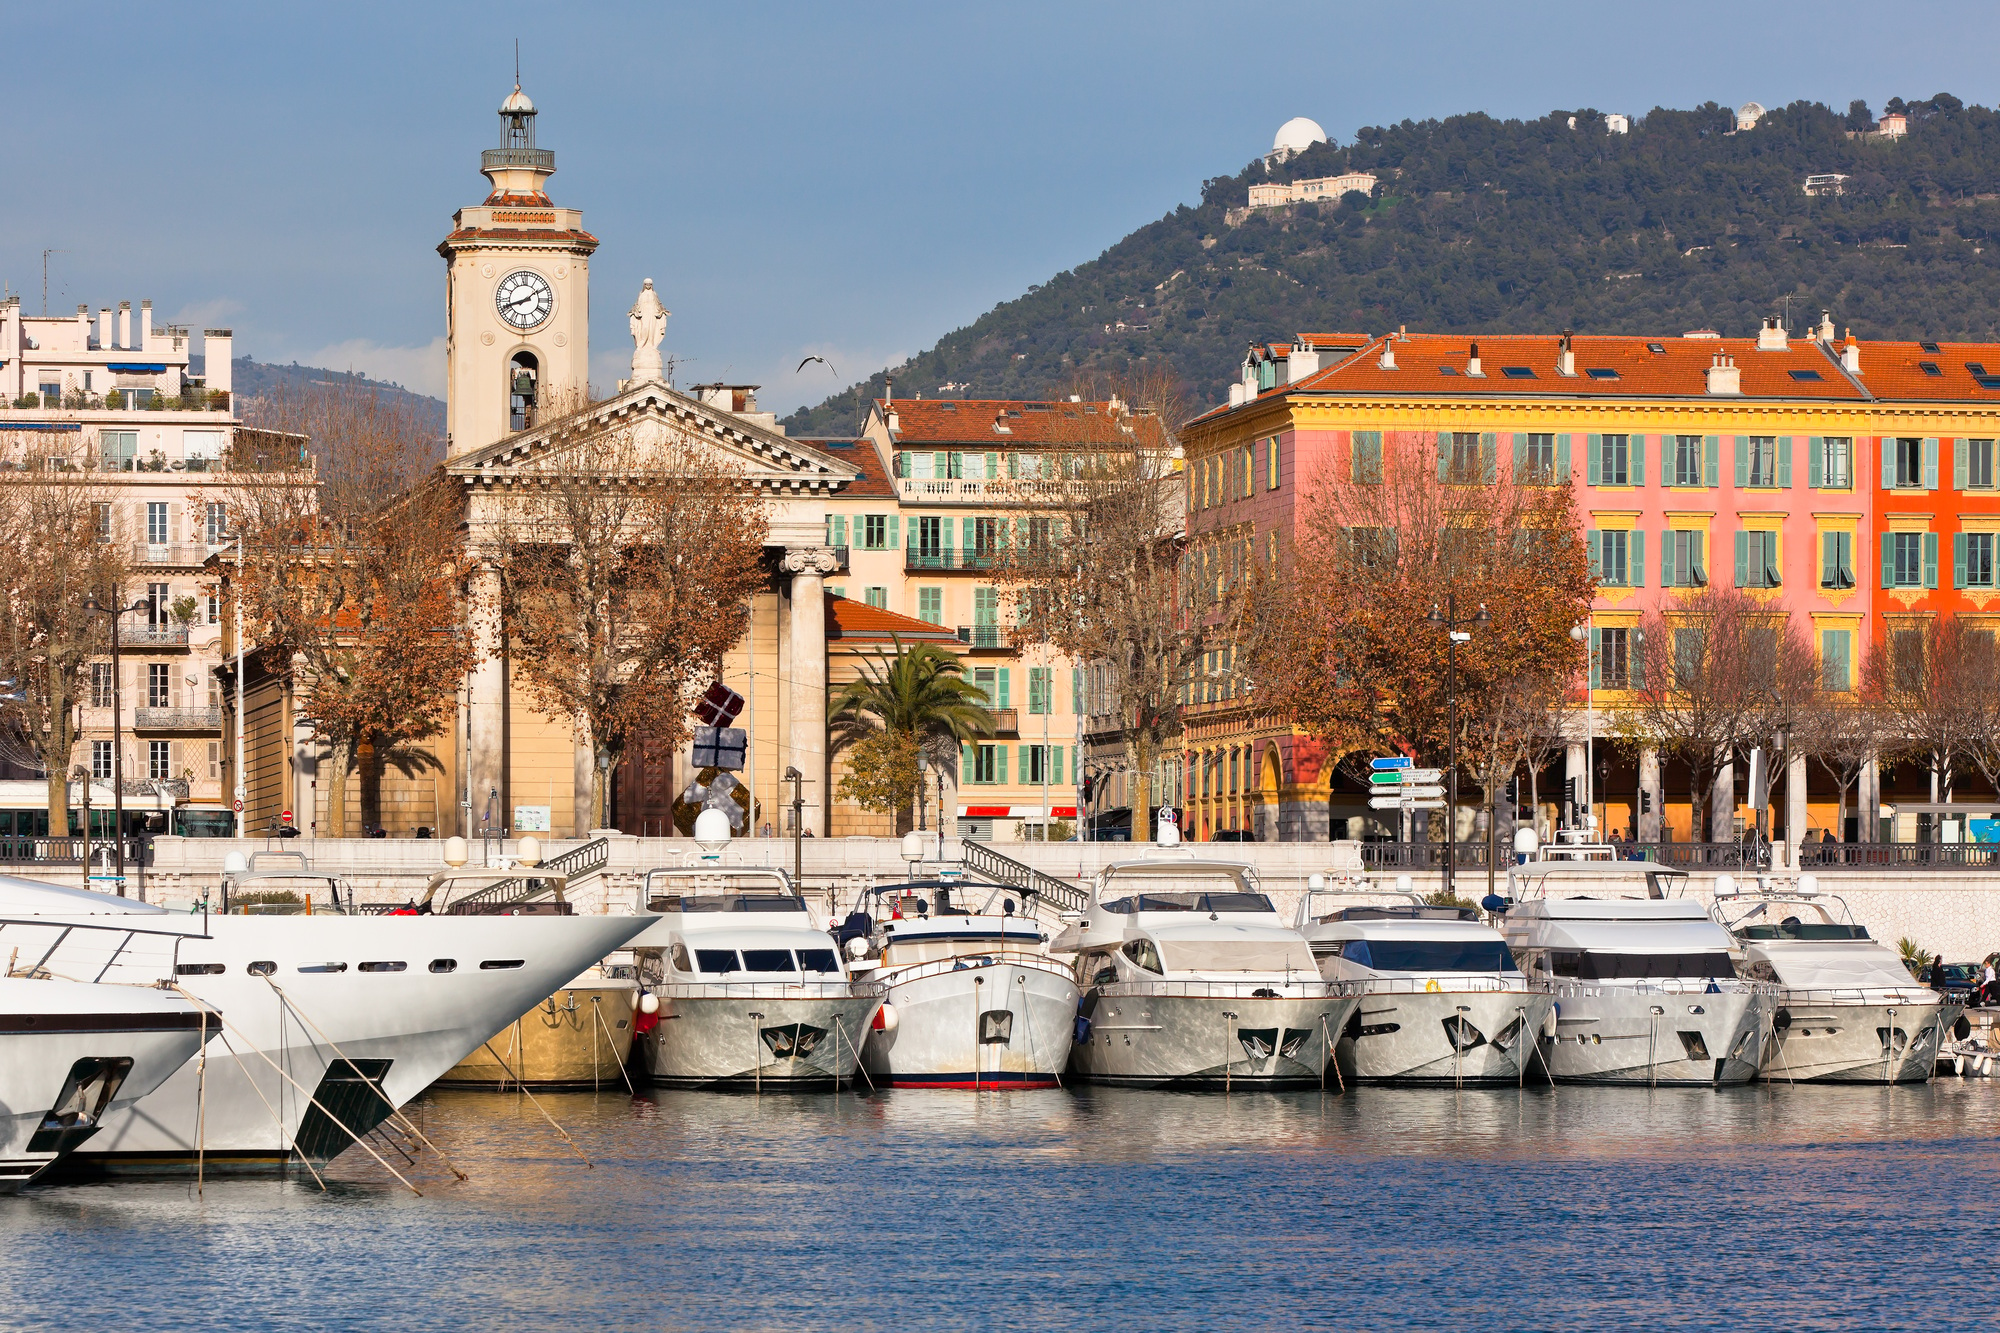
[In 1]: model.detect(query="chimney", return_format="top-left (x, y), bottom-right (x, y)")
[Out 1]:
top-left (1756, 315), bottom-right (1787, 351)
top-left (1817, 310), bottom-right (1835, 343)
top-left (204, 329), bottom-right (233, 399)
top-left (1842, 332), bottom-right (1861, 375)
top-left (75, 305), bottom-right (89, 343)
top-left (1378, 337), bottom-right (1398, 371)
top-left (98, 306), bottom-right (112, 350)
top-left (883, 374), bottom-right (893, 405)
top-left (117, 301), bottom-right (131, 349)
top-left (1228, 382), bottom-right (1248, 408)
top-left (140, 299), bottom-right (153, 349)
top-left (1286, 342), bottom-right (1321, 382)
top-left (1557, 329), bottom-right (1576, 377)
top-left (1466, 340), bottom-right (1483, 377)
top-left (1707, 351), bottom-right (1742, 395)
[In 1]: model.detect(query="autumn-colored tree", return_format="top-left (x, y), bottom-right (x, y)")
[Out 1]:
top-left (993, 368), bottom-right (1199, 834)
top-left (495, 412), bottom-right (768, 831)
top-left (231, 382), bottom-right (470, 834)
top-left (1243, 428), bottom-right (1594, 855)
top-left (0, 427), bottom-right (129, 831)
top-left (831, 637), bottom-right (994, 833)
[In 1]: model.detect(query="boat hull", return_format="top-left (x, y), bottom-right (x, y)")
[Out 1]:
top-left (436, 981), bottom-right (638, 1089)
top-left (0, 980), bottom-right (210, 1193)
top-left (47, 912), bottom-right (647, 1176)
top-left (642, 987), bottom-right (880, 1088)
top-left (1338, 987), bottom-right (1553, 1084)
top-left (1537, 985), bottom-right (1772, 1085)
top-left (1766, 998), bottom-right (1957, 1083)
top-left (1071, 988), bottom-right (1359, 1088)
top-left (861, 956), bottom-right (1079, 1089)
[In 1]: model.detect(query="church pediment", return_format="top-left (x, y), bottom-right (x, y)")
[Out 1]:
top-left (445, 381), bottom-right (858, 494)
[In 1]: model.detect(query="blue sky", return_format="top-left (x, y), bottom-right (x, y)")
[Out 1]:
top-left (7, 1), bottom-right (1996, 414)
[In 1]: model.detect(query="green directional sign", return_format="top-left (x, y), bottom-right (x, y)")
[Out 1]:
top-left (1369, 772), bottom-right (1406, 786)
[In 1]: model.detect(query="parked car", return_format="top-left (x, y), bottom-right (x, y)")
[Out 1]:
top-left (1938, 963), bottom-right (1981, 1003)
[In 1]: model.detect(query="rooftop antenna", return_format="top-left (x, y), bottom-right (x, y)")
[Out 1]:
top-left (514, 38), bottom-right (519, 88)
top-left (41, 249), bottom-right (66, 316)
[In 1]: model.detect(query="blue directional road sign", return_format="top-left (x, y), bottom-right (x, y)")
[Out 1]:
top-left (1371, 757), bottom-right (1412, 771)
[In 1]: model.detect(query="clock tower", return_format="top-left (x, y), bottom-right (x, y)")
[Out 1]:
top-left (439, 85), bottom-right (597, 459)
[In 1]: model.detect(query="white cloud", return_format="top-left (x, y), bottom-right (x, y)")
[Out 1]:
top-left (286, 336), bottom-right (449, 398)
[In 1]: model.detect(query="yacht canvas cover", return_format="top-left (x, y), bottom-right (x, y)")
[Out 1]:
top-left (1512, 918), bottom-right (1733, 953)
top-left (1148, 923), bottom-right (1315, 975)
top-left (1752, 943), bottom-right (1926, 991)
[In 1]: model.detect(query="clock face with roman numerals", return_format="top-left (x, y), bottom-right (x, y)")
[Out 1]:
top-left (494, 269), bottom-right (554, 329)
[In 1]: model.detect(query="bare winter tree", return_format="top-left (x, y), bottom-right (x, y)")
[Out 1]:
top-left (495, 407), bottom-right (768, 830)
top-left (0, 426), bottom-right (129, 832)
top-left (1868, 615), bottom-right (1986, 806)
top-left (992, 368), bottom-right (1196, 834)
top-left (1794, 644), bottom-right (1908, 846)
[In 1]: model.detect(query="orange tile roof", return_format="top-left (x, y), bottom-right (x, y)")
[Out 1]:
top-left (879, 398), bottom-right (1165, 447)
top-left (1844, 340), bottom-right (2000, 402)
top-left (826, 594), bottom-right (960, 644)
top-left (799, 437), bottom-right (895, 497)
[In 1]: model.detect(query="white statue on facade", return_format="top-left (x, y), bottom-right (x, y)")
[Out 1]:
top-left (628, 278), bottom-right (668, 383)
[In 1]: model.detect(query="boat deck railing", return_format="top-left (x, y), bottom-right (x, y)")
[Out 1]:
top-left (1540, 978), bottom-right (1782, 1000)
top-left (870, 951), bottom-right (1073, 988)
top-left (1354, 975), bottom-right (1536, 996)
top-left (651, 980), bottom-right (878, 1001)
top-left (1776, 987), bottom-right (1941, 1006)
top-left (1093, 978), bottom-right (1343, 1000)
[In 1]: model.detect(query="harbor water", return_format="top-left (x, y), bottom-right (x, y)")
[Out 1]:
top-left (3, 1081), bottom-right (1997, 1330)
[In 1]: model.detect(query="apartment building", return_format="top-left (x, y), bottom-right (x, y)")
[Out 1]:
top-left (1180, 317), bottom-right (2000, 845)
top-left (0, 297), bottom-right (279, 835)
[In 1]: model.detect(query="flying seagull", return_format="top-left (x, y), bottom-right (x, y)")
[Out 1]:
top-left (796, 355), bottom-right (839, 378)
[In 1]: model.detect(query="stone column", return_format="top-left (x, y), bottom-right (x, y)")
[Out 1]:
top-left (1861, 751), bottom-right (1880, 842)
top-left (465, 563), bottom-right (508, 837)
top-left (1786, 750), bottom-right (1809, 857)
top-left (783, 547), bottom-right (840, 837)
top-left (1564, 742), bottom-right (1588, 832)
top-left (1638, 745), bottom-right (1661, 843)
top-left (1710, 759), bottom-right (1735, 843)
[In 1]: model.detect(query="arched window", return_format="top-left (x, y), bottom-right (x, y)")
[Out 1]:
top-left (508, 351), bottom-right (540, 431)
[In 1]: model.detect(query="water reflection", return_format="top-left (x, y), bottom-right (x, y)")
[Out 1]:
top-left (2, 1081), bottom-right (1997, 1331)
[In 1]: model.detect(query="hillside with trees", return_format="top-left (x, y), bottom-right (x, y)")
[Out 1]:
top-left (784, 95), bottom-right (2000, 434)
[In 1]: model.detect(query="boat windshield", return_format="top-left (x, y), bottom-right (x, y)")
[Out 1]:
top-left (1157, 937), bottom-right (1315, 974)
top-left (656, 894), bottom-right (805, 913)
top-left (1103, 892), bottom-right (1274, 914)
top-left (1548, 950), bottom-right (1736, 981)
top-left (693, 947), bottom-right (841, 975)
top-left (1339, 939), bottom-right (1515, 972)
top-left (1736, 921), bottom-right (1870, 941)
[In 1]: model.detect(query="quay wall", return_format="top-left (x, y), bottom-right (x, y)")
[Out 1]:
top-left (69, 836), bottom-right (2000, 962)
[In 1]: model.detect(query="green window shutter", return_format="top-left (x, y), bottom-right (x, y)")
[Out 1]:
top-left (1808, 437), bottom-right (1823, 488)
top-left (1778, 436), bottom-right (1793, 488)
top-left (1838, 531), bottom-right (1853, 586)
top-left (1018, 745), bottom-right (1029, 784)
top-left (1924, 437), bottom-right (1939, 490)
top-left (1955, 438), bottom-right (1968, 491)
top-left (1955, 532), bottom-right (1968, 589)
top-left (1925, 532), bottom-right (1939, 587)
top-left (1881, 532), bottom-right (1895, 588)
top-left (1629, 640), bottom-right (1645, 691)
top-left (1053, 745), bottom-right (1064, 786)
top-left (1660, 437), bottom-right (1673, 487)
top-left (1733, 435), bottom-right (1748, 487)
top-left (1481, 432), bottom-right (1497, 483)
top-left (1881, 438), bottom-right (1896, 490)
top-left (1661, 529), bottom-right (1674, 586)
top-left (1822, 532), bottom-right (1836, 587)
top-left (1587, 530), bottom-right (1602, 578)
top-left (962, 743), bottom-right (974, 781)
top-left (1557, 434), bottom-right (1571, 478)
top-left (1734, 531), bottom-right (1749, 587)
top-left (1630, 529), bottom-right (1645, 587)
top-left (1586, 434), bottom-right (1601, 485)
top-left (1836, 632), bottom-right (1851, 690)
top-left (986, 452), bottom-right (999, 480)
top-left (1590, 629), bottom-right (1601, 689)
top-left (887, 515), bottom-right (900, 549)
top-left (1631, 433), bottom-right (1646, 481)
top-left (1704, 435), bottom-right (1719, 487)
top-left (1512, 433), bottom-right (1526, 474)
top-left (997, 668), bottom-right (1011, 709)
top-left (1436, 432), bottom-right (1450, 482)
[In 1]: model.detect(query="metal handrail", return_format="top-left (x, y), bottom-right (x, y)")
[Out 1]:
top-left (544, 836), bottom-right (610, 884)
top-left (1774, 986), bottom-right (1941, 1005)
top-left (649, 979), bottom-right (879, 1000)
top-left (1540, 977), bottom-right (1781, 999)
top-left (959, 840), bottom-right (1087, 914)
top-left (1091, 978), bottom-right (1343, 999)
top-left (1347, 974), bottom-right (1536, 996)
top-left (866, 950), bottom-right (1071, 988)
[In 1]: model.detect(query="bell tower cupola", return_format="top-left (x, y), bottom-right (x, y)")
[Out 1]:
top-left (438, 84), bottom-right (598, 460)
top-left (483, 85), bottom-right (556, 203)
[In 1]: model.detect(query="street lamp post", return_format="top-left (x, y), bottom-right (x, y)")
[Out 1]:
top-left (81, 592), bottom-right (150, 897)
top-left (1427, 596), bottom-right (1490, 906)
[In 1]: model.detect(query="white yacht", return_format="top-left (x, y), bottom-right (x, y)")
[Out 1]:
top-left (1055, 856), bottom-right (1356, 1088)
top-left (1498, 864), bottom-right (1775, 1085)
top-left (0, 837), bottom-right (651, 1176)
top-left (0, 914), bottom-right (215, 1191)
top-left (1297, 884), bottom-right (1552, 1085)
top-left (630, 867), bottom-right (880, 1088)
top-left (1715, 878), bottom-right (1956, 1083)
top-left (844, 877), bottom-right (1079, 1089)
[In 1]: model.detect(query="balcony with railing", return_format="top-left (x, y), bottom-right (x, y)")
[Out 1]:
top-left (987, 708), bottom-right (1019, 735)
top-left (131, 543), bottom-right (216, 566)
top-left (907, 545), bottom-right (1000, 572)
top-left (134, 706), bottom-right (222, 731)
top-left (956, 625), bottom-right (1013, 650)
top-left (895, 476), bottom-right (1087, 505)
top-left (119, 625), bottom-right (189, 648)
top-left (482, 146), bottom-right (556, 172)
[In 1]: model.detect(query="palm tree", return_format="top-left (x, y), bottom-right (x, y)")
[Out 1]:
top-left (831, 637), bottom-right (995, 833)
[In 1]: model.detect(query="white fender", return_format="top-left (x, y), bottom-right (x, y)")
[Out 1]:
top-left (1541, 1004), bottom-right (1559, 1039)
top-left (873, 1002), bottom-right (898, 1033)
top-left (638, 992), bottom-right (660, 1015)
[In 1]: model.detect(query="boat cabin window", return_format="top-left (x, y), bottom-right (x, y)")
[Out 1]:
top-left (1332, 905), bottom-right (1475, 922)
top-left (1121, 938), bottom-right (1164, 973)
top-left (1074, 951), bottom-right (1118, 986)
top-left (695, 949), bottom-right (742, 974)
top-left (1545, 950), bottom-right (1735, 981)
top-left (1102, 891), bottom-right (1272, 914)
top-left (1339, 939), bottom-right (1516, 972)
top-left (797, 949), bottom-right (840, 974)
top-left (1736, 921), bottom-right (1870, 941)
top-left (670, 944), bottom-right (693, 973)
top-left (653, 893), bottom-right (804, 913)
top-left (742, 949), bottom-right (795, 972)
top-left (1158, 939), bottom-right (1316, 974)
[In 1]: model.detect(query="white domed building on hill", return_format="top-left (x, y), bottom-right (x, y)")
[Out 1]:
top-left (1268, 116), bottom-right (1328, 163)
